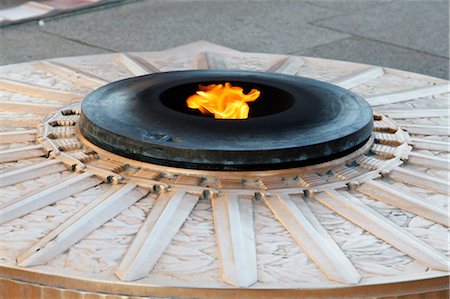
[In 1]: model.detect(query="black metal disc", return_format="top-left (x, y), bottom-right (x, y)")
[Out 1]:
top-left (79, 70), bottom-right (373, 170)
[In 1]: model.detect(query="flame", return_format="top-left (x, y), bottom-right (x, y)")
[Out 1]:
top-left (186, 82), bottom-right (261, 119)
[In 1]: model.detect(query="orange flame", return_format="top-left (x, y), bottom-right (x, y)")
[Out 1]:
top-left (186, 82), bottom-right (261, 119)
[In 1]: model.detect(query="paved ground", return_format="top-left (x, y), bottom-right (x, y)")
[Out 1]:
top-left (1, 0), bottom-right (448, 79)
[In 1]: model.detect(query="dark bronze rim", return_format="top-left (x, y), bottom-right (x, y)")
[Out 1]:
top-left (79, 70), bottom-right (373, 170)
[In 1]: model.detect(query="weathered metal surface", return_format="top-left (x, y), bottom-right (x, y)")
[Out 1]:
top-left (79, 70), bottom-right (373, 170)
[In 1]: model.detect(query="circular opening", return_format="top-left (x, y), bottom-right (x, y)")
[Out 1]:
top-left (159, 81), bottom-right (295, 118)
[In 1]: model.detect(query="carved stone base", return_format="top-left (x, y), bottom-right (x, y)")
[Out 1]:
top-left (0, 41), bottom-right (448, 298)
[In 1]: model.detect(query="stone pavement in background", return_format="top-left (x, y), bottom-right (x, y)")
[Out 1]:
top-left (0, 0), bottom-right (448, 79)
top-left (0, 0), bottom-right (128, 26)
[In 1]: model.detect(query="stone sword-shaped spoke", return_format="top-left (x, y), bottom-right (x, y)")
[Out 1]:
top-left (211, 194), bottom-right (257, 287)
top-left (17, 182), bottom-right (148, 267)
top-left (116, 53), bottom-right (160, 76)
top-left (35, 60), bottom-right (109, 88)
top-left (388, 167), bottom-right (450, 196)
top-left (411, 137), bottom-right (450, 152)
top-left (0, 78), bottom-right (83, 103)
top-left (263, 193), bottom-right (361, 284)
top-left (0, 144), bottom-right (47, 163)
top-left (0, 117), bottom-right (43, 129)
top-left (197, 51), bottom-right (227, 70)
top-left (375, 108), bottom-right (448, 119)
top-left (357, 179), bottom-right (449, 226)
top-left (266, 55), bottom-right (304, 75)
top-left (400, 124), bottom-right (450, 136)
top-left (0, 172), bottom-right (101, 225)
top-left (330, 66), bottom-right (384, 89)
top-left (0, 159), bottom-right (67, 187)
top-left (0, 100), bottom-right (64, 114)
top-left (0, 129), bottom-right (37, 144)
top-left (407, 152), bottom-right (450, 170)
top-left (366, 83), bottom-right (449, 106)
top-left (164, 40), bottom-right (240, 55)
top-left (314, 189), bottom-right (449, 271)
top-left (116, 190), bottom-right (199, 281)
